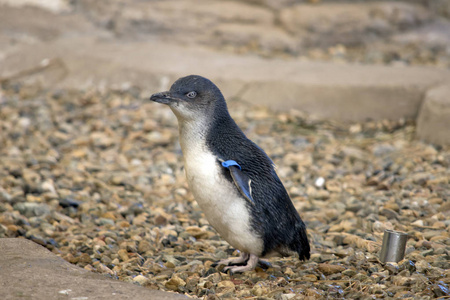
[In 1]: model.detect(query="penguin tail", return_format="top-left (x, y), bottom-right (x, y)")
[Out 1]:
top-left (292, 222), bottom-right (310, 261)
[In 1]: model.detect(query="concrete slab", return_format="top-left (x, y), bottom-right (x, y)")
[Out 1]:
top-left (0, 238), bottom-right (186, 300)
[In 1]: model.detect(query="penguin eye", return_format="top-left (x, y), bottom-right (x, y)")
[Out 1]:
top-left (186, 91), bottom-right (197, 99)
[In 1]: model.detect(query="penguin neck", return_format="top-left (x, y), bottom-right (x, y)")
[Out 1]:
top-left (178, 116), bottom-right (209, 147)
top-left (177, 101), bottom-right (235, 149)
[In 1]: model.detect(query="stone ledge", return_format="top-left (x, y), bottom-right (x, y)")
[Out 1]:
top-left (0, 238), bottom-right (186, 300)
top-left (1, 37), bottom-right (450, 143)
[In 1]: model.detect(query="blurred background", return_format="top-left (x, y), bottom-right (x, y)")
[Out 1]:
top-left (1, 0), bottom-right (450, 66)
top-left (0, 1), bottom-right (449, 299)
top-left (2, 0), bottom-right (450, 144)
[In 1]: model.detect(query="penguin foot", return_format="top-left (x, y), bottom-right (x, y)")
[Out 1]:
top-left (212, 252), bottom-right (249, 267)
top-left (223, 253), bottom-right (259, 274)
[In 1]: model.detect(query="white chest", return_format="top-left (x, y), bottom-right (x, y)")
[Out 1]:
top-left (179, 130), bottom-right (263, 255)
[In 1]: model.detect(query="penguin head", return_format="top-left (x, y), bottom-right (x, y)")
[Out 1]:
top-left (150, 75), bottom-right (227, 121)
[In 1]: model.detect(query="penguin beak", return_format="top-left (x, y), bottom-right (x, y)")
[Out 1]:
top-left (150, 91), bottom-right (175, 105)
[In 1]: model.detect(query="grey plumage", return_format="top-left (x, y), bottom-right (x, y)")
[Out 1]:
top-left (150, 75), bottom-right (310, 273)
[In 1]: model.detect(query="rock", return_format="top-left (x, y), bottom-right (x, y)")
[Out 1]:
top-left (384, 263), bottom-right (399, 274)
top-left (415, 260), bottom-right (431, 273)
top-left (216, 280), bottom-right (235, 297)
top-left (133, 275), bottom-right (149, 286)
top-left (393, 276), bottom-right (415, 286)
top-left (325, 180), bottom-right (341, 193)
top-left (165, 275), bottom-right (186, 291)
top-left (305, 288), bottom-right (323, 298)
top-left (97, 218), bottom-right (115, 226)
top-left (217, 280), bottom-right (235, 289)
top-left (185, 275), bottom-right (200, 291)
top-left (90, 132), bottom-right (114, 148)
top-left (154, 214), bottom-right (168, 226)
top-left (138, 240), bottom-right (152, 253)
top-left (438, 201), bottom-right (450, 213)
top-left (372, 143), bottom-right (396, 157)
top-left (162, 254), bottom-right (181, 267)
top-left (281, 293), bottom-right (298, 300)
top-left (132, 214), bottom-right (148, 226)
top-left (417, 84), bottom-right (450, 145)
top-left (433, 282), bottom-right (450, 297)
top-left (379, 208), bottom-right (399, 220)
top-left (251, 282), bottom-right (269, 296)
top-left (354, 273), bottom-right (368, 281)
top-left (315, 177), bottom-right (325, 188)
top-left (302, 274), bottom-right (318, 282)
top-left (0, 188), bottom-right (12, 202)
top-left (318, 263), bottom-right (345, 275)
top-left (185, 226), bottom-right (210, 239)
top-left (342, 269), bottom-right (357, 277)
top-left (94, 262), bottom-right (114, 276)
top-left (118, 249), bottom-right (130, 262)
top-left (59, 197), bottom-right (82, 208)
top-left (13, 203), bottom-right (50, 217)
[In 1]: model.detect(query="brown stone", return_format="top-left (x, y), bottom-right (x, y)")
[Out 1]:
top-left (318, 263), bottom-right (346, 275)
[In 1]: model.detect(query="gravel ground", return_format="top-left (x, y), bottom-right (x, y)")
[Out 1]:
top-left (0, 83), bottom-right (449, 299)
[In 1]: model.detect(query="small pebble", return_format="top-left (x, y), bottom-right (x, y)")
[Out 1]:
top-left (0, 86), bottom-right (447, 299)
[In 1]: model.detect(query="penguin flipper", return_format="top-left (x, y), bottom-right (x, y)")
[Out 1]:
top-left (228, 166), bottom-right (254, 205)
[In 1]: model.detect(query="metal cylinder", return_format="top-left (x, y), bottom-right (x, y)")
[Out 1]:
top-left (379, 229), bottom-right (408, 263)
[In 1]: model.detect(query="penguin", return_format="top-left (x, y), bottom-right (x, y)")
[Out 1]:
top-left (150, 75), bottom-right (310, 273)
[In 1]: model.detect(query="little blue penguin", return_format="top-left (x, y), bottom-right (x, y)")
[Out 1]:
top-left (150, 75), bottom-right (310, 273)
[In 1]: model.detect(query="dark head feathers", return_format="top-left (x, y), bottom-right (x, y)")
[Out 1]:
top-left (150, 75), bottom-right (228, 121)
